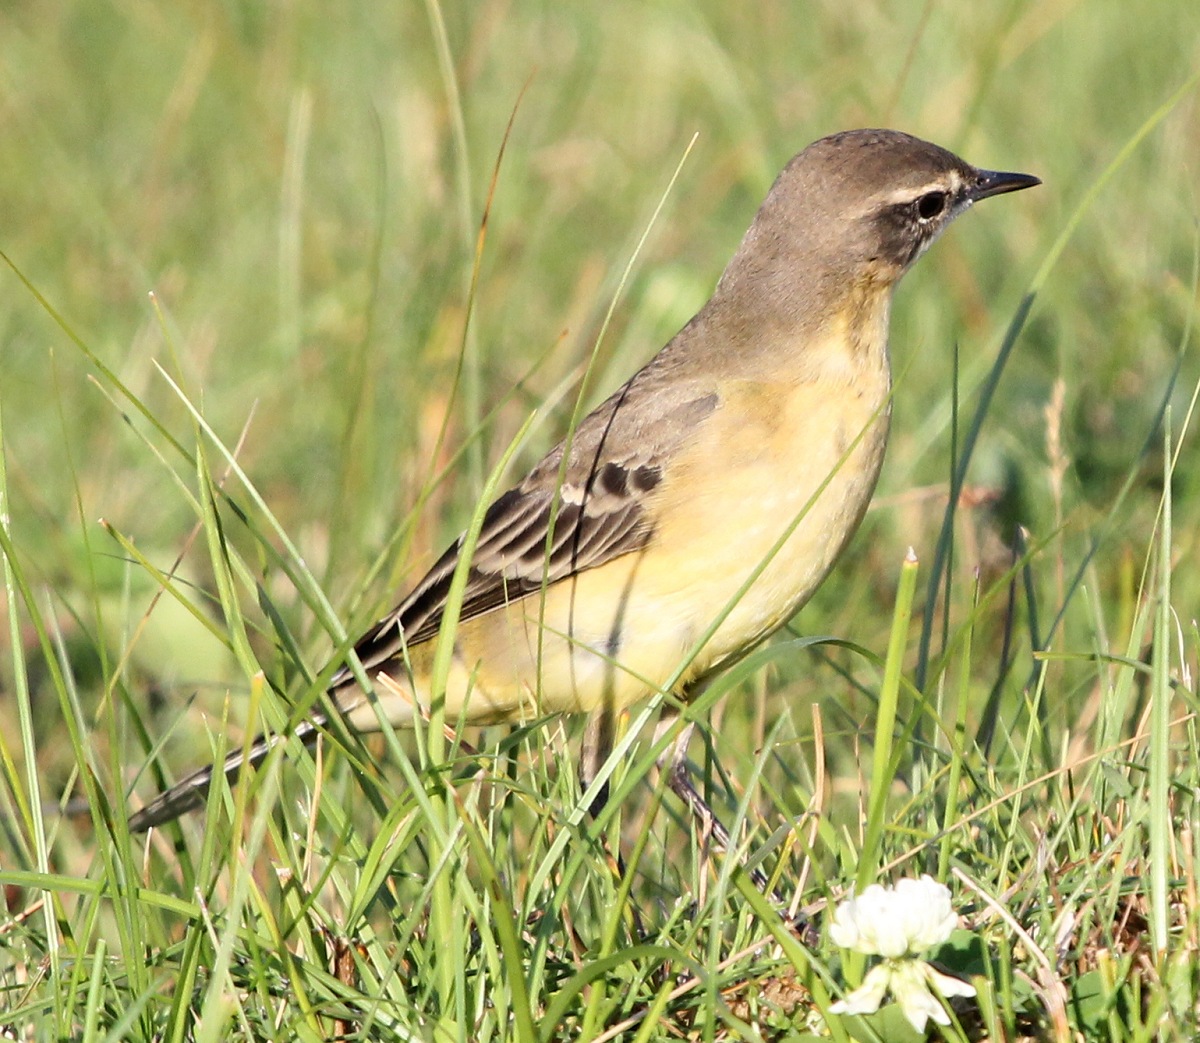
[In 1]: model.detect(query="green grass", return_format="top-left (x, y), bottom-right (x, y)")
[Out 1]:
top-left (2, 0), bottom-right (1199, 1039)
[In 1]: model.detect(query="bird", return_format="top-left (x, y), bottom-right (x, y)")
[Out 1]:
top-left (128, 129), bottom-right (1039, 838)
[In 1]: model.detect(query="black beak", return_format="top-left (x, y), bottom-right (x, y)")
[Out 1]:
top-left (970, 167), bottom-right (1042, 201)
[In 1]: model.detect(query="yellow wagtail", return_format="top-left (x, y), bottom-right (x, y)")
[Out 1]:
top-left (129, 129), bottom-right (1038, 835)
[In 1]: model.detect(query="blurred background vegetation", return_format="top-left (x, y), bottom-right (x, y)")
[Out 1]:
top-left (0, 0), bottom-right (1197, 1037)
top-left (3, 0), bottom-right (1194, 761)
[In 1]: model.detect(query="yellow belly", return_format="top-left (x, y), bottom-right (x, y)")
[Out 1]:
top-left (339, 364), bottom-right (891, 734)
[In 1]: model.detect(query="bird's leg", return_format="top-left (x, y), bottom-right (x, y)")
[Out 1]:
top-left (580, 708), bottom-right (617, 820)
top-left (582, 709), bottom-right (804, 929)
top-left (579, 709), bottom-right (634, 877)
top-left (656, 720), bottom-right (816, 938)
top-left (652, 714), bottom-right (774, 897)
top-left (578, 708), bottom-right (655, 943)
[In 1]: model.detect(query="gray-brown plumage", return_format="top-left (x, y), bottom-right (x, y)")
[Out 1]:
top-left (129, 129), bottom-right (1038, 833)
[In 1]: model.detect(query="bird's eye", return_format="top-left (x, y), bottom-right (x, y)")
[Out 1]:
top-left (916, 191), bottom-right (948, 220)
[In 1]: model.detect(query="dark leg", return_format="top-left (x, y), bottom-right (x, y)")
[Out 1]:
top-left (580, 708), bottom-right (806, 922)
top-left (580, 708), bottom-right (617, 819)
top-left (652, 716), bottom-right (778, 897)
top-left (657, 716), bottom-right (814, 937)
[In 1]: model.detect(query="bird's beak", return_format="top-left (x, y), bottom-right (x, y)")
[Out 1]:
top-left (970, 167), bottom-right (1042, 201)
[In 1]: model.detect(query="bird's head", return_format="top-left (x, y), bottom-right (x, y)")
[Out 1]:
top-left (712, 129), bottom-right (1040, 323)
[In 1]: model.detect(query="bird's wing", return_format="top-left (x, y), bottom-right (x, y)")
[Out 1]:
top-left (334, 376), bottom-right (719, 684)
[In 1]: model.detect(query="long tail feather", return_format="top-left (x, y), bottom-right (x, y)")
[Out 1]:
top-left (128, 716), bottom-right (325, 832)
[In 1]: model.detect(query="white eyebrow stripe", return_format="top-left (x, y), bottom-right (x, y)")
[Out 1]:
top-left (878, 172), bottom-right (966, 207)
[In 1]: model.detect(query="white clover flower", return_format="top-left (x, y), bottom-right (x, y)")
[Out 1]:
top-left (829, 875), bottom-right (976, 1032)
top-left (829, 875), bottom-right (958, 957)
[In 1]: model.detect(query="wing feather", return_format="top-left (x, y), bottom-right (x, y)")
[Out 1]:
top-left (333, 374), bottom-right (719, 687)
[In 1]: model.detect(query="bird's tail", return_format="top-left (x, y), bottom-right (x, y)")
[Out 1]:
top-left (127, 715), bottom-right (326, 833)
